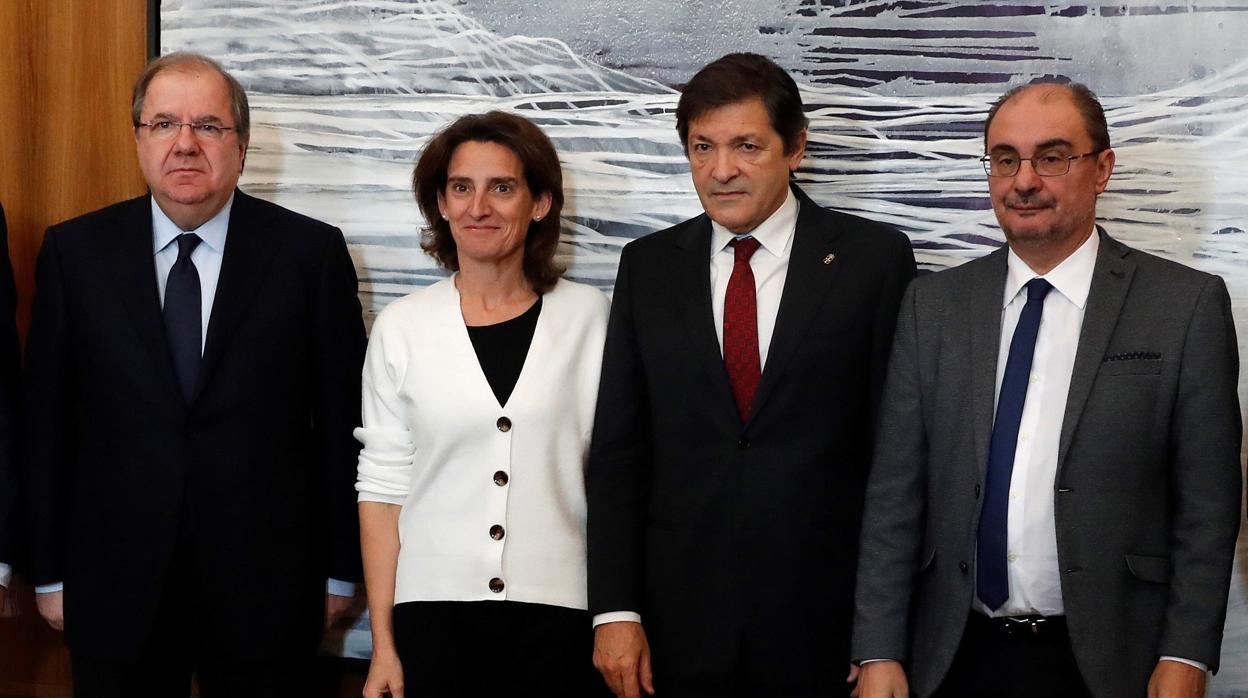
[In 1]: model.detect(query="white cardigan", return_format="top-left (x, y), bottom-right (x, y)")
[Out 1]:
top-left (355, 276), bottom-right (609, 610)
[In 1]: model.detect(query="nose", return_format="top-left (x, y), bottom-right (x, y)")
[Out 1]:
top-left (710, 150), bottom-right (739, 184)
top-left (467, 189), bottom-right (490, 219)
top-left (171, 123), bottom-right (201, 155)
top-left (1012, 158), bottom-right (1042, 194)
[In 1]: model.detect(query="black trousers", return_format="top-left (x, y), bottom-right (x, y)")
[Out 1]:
top-left (393, 599), bottom-right (609, 697)
top-left (652, 636), bottom-right (848, 698)
top-left (929, 613), bottom-right (1093, 698)
top-left (70, 541), bottom-right (320, 698)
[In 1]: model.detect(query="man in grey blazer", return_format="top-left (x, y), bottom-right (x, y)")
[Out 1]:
top-left (852, 82), bottom-right (1242, 698)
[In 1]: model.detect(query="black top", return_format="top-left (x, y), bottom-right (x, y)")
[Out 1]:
top-left (466, 297), bottom-right (542, 407)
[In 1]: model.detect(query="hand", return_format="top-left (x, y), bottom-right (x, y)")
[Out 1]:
top-left (325, 592), bottom-right (353, 629)
top-left (362, 649), bottom-right (404, 698)
top-left (853, 660), bottom-right (909, 698)
top-left (1148, 660), bottom-right (1206, 698)
top-left (593, 621), bottom-right (654, 698)
top-left (36, 590), bottom-right (64, 631)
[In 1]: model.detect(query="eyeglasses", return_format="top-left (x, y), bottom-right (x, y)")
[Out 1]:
top-left (980, 149), bottom-right (1103, 177)
top-left (135, 120), bottom-right (238, 141)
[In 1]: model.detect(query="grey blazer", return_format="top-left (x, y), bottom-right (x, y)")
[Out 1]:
top-left (852, 230), bottom-right (1243, 698)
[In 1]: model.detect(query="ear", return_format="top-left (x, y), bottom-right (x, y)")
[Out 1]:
top-left (238, 139), bottom-right (249, 174)
top-left (531, 190), bottom-right (552, 222)
top-left (786, 129), bottom-right (808, 172)
top-left (436, 190), bottom-right (448, 220)
top-left (1093, 148), bottom-right (1115, 195)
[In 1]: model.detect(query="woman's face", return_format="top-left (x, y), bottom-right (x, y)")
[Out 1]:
top-left (438, 140), bottom-right (551, 269)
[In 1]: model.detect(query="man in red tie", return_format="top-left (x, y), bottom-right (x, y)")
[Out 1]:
top-left (587, 52), bottom-right (917, 698)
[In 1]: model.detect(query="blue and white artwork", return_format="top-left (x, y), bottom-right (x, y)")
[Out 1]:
top-left (162, 1), bottom-right (1248, 690)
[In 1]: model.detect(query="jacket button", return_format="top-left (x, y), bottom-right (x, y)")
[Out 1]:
top-left (489, 524), bottom-right (505, 541)
top-left (493, 470), bottom-right (509, 487)
top-left (489, 577), bottom-right (505, 593)
top-left (737, 439), bottom-right (750, 450)
top-left (959, 562), bottom-right (969, 575)
top-left (973, 485), bottom-right (981, 499)
top-left (496, 417), bottom-right (512, 432)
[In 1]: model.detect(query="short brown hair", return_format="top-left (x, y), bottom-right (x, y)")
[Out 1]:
top-left (984, 80), bottom-right (1110, 153)
top-left (413, 111), bottom-right (565, 293)
top-left (676, 53), bottom-right (809, 156)
top-left (132, 52), bottom-right (251, 141)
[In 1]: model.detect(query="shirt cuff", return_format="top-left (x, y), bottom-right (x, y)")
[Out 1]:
top-left (1159, 656), bottom-right (1207, 672)
top-left (326, 578), bottom-right (356, 597)
top-left (36, 581), bottom-right (64, 594)
top-left (0, 563), bottom-right (10, 588)
top-left (858, 659), bottom-right (896, 665)
top-left (592, 611), bottom-right (642, 627)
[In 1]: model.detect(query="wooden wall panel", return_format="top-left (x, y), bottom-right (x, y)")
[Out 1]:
top-left (0, 1), bottom-right (148, 695)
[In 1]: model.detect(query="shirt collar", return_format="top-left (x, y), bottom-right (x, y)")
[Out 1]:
top-left (710, 187), bottom-right (798, 258)
top-left (1003, 226), bottom-right (1099, 310)
top-left (151, 193), bottom-right (234, 255)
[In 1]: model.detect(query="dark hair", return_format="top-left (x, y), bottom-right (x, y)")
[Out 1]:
top-left (676, 52), bottom-right (809, 156)
top-left (984, 80), bottom-right (1110, 153)
top-left (413, 111), bottom-right (565, 293)
top-left (132, 52), bottom-right (250, 141)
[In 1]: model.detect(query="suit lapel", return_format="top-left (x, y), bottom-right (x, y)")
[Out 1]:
top-left (195, 191), bottom-right (281, 401)
top-left (969, 247), bottom-right (1009, 480)
top-left (747, 188), bottom-right (844, 424)
top-left (110, 196), bottom-right (184, 406)
top-left (1056, 229), bottom-right (1134, 474)
top-left (670, 216), bottom-right (739, 424)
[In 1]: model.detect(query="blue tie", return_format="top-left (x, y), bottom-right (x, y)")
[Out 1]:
top-left (977, 277), bottom-right (1053, 611)
top-left (164, 233), bottom-right (202, 402)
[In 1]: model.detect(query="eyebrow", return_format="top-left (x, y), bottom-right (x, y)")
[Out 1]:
top-left (144, 112), bottom-right (225, 124)
top-left (446, 176), bottom-right (520, 187)
top-left (989, 137), bottom-right (1074, 154)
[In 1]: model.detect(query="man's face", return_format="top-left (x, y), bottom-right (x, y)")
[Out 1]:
top-left (135, 68), bottom-right (246, 227)
top-left (985, 87), bottom-right (1114, 256)
top-left (686, 97), bottom-right (805, 234)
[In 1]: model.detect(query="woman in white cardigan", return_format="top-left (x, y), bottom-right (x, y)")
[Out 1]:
top-left (357, 112), bottom-right (611, 697)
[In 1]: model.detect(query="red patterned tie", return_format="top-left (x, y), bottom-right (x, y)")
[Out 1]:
top-left (724, 237), bottom-right (762, 421)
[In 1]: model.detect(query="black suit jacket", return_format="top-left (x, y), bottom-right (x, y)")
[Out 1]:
top-left (587, 185), bottom-right (916, 685)
top-left (21, 191), bottom-right (366, 661)
top-left (0, 204), bottom-right (19, 573)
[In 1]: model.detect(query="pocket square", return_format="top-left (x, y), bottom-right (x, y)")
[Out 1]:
top-left (1103, 351), bottom-right (1161, 362)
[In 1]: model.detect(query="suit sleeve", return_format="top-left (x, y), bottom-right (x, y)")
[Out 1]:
top-left (312, 227), bottom-right (367, 583)
top-left (1159, 273), bottom-right (1242, 671)
top-left (586, 244), bottom-right (653, 617)
top-left (21, 226), bottom-right (76, 586)
top-left (0, 205), bottom-right (20, 572)
top-left (869, 233), bottom-right (918, 429)
top-left (852, 280), bottom-right (929, 663)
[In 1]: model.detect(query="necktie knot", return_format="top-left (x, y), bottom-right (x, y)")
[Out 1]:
top-left (729, 236), bottom-right (761, 264)
top-left (1026, 277), bottom-right (1053, 302)
top-left (176, 233), bottom-right (202, 263)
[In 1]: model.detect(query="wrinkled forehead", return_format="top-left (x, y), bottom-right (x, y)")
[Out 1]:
top-left (142, 67), bottom-right (232, 118)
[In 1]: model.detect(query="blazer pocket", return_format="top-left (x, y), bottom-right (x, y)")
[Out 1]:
top-left (1125, 553), bottom-right (1172, 583)
top-left (1101, 358), bottom-right (1163, 376)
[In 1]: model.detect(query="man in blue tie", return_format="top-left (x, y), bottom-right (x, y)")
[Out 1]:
top-left (21, 52), bottom-right (365, 696)
top-left (851, 82), bottom-right (1242, 698)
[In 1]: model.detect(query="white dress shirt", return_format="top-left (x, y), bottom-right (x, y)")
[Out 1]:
top-left (978, 229), bottom-right (1097, 618)
top-left (593, 190), bottom-right (800, 629)
top-left (35, 195), bottom-right (354, 598)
